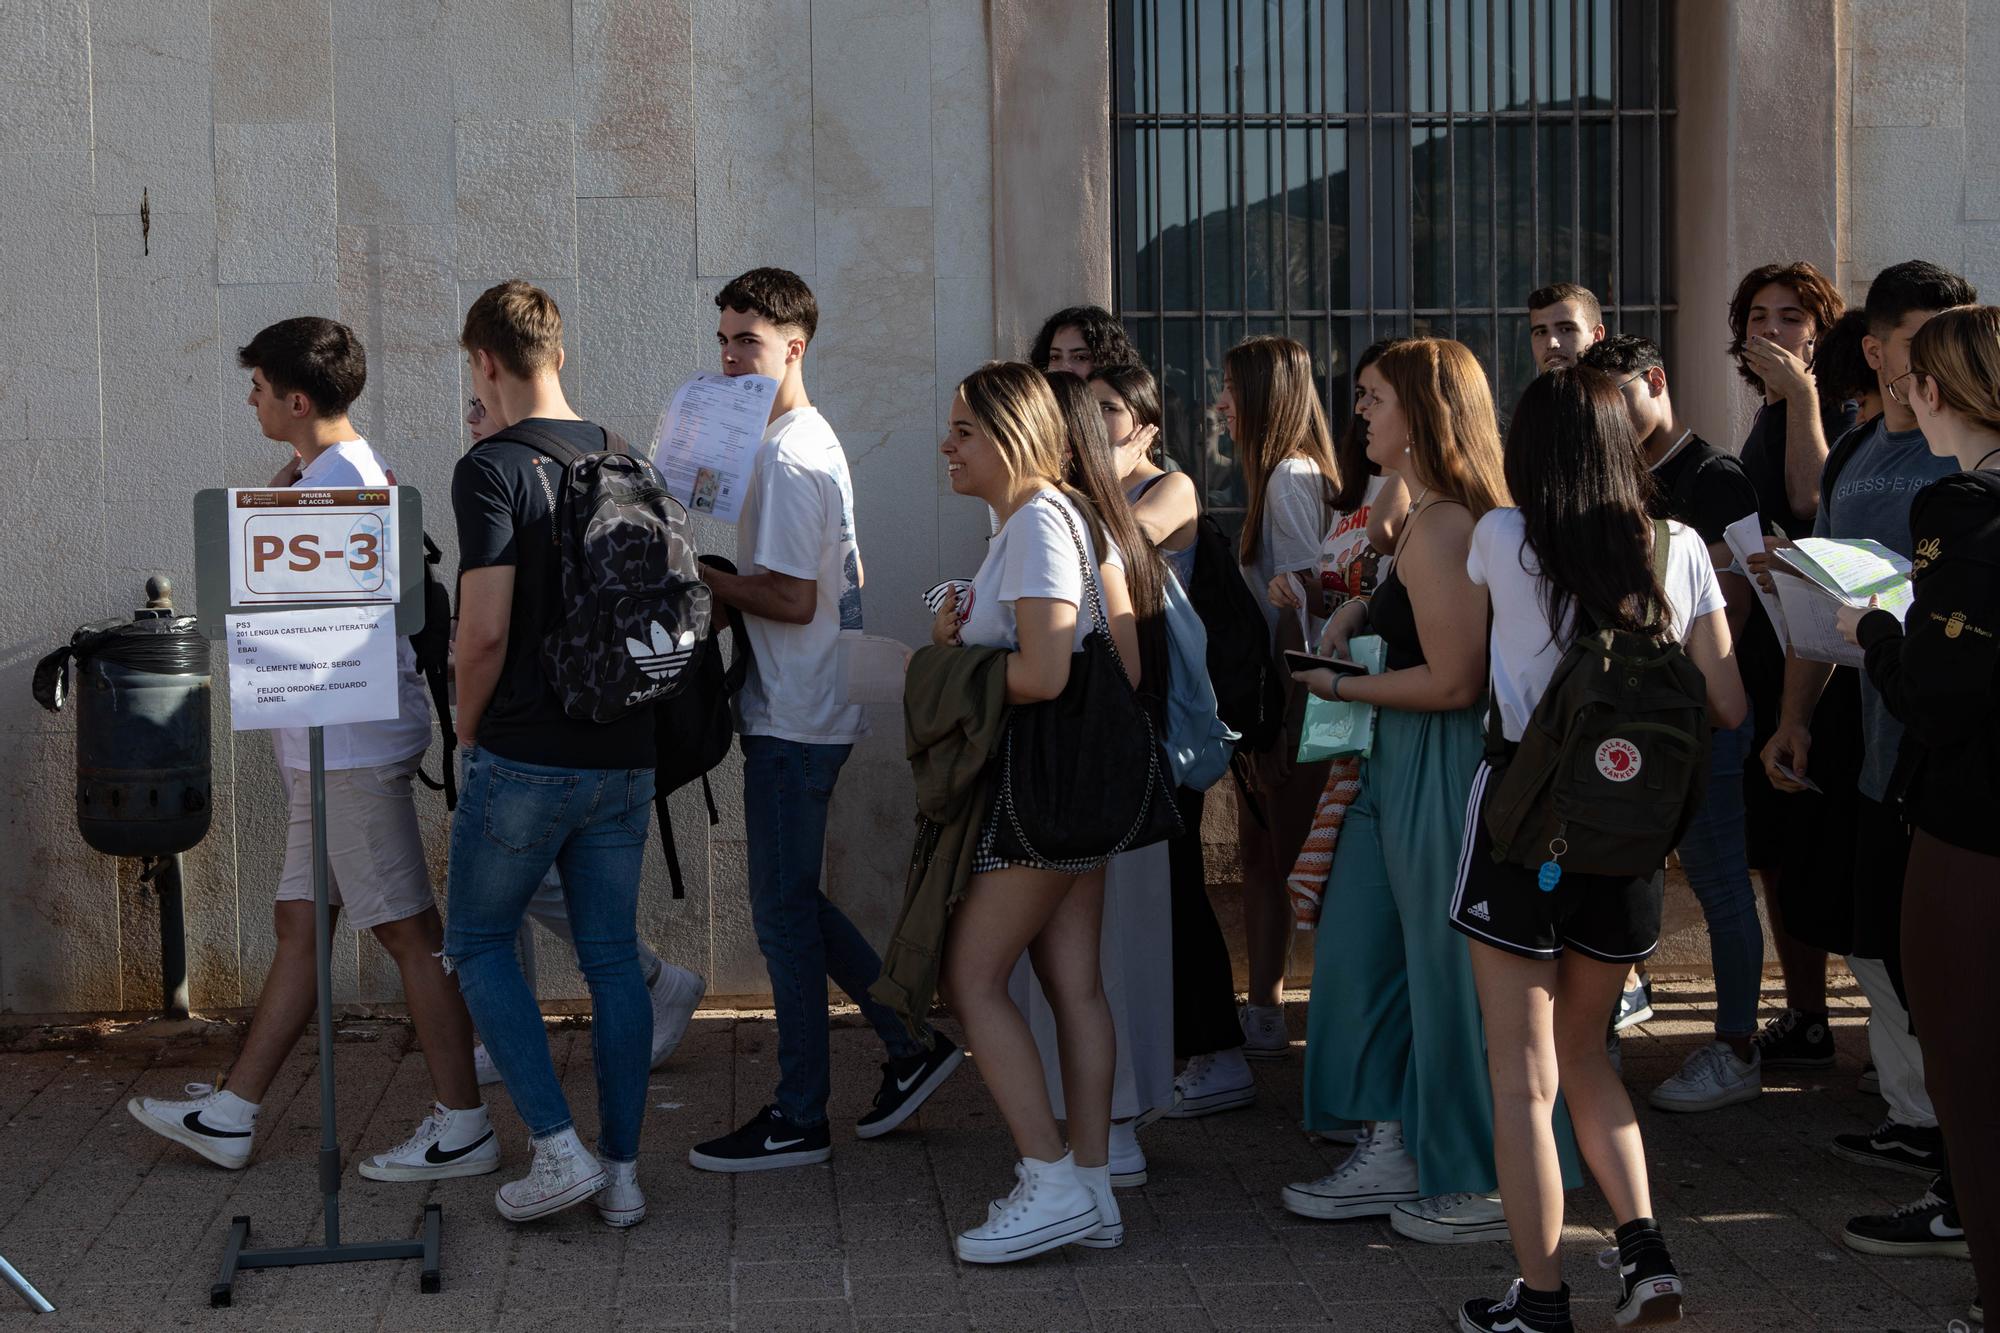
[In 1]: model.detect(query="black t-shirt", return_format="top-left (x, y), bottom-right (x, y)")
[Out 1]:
top-left (1647, 431), bottom-right (1760, 546)
top-left (1738, 398), bottom-right (1861, 540)
top-left (451, 417), bottom-right (656, 770)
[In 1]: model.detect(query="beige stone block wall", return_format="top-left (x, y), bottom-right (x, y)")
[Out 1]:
top-left (0, 0), bottom-right (996, 1015)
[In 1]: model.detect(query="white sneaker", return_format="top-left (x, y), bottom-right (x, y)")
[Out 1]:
top-left (1074, 1160), bottom-right (1124, 1249)
top-left (1649, 1042), bottom-right (1761, 1114)
top-left (357, 1104), bottom-right (500, 1182)
top-left (1240, 1005), bottom-right (1291, 1059)
top-left (1169, 1048), bottom-right (1258, 1116)
top-left (649, 963), bottom-right (706, 1068)
top-left (472, 1043), bottom-right (502, 1087)
top-left (495, 1127), bottom-right (607, 1222)
top-left (126, 1083), bottom-right (257, 1169)
top-left (954, 1154), bottom-right (1101, 1264)
top-left (1312, 1125), bottom-right (1365, 1146)
top-left (595, 1158), bottom-right (646, 1228)
top-left (1280, 1121), bottom-right (1420, 1220)
top-left (1108, 1120), bottom-right (1147, 1188)
top-left (1390, 1191), bottom-right (1509, 1244)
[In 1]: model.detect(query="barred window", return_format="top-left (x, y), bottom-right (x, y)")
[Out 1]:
top-left (1113, 0), bottom-right (1676, 528)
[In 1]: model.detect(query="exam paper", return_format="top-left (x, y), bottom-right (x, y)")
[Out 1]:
top-left (649, 373), bottom-right (780, 523)
top-left (1722, 513), bottom-right (1791, 654)
top-left (1772, 574), bottom-right (1863, 668)
top-left (1773, 537), bottom-right (1915, 618)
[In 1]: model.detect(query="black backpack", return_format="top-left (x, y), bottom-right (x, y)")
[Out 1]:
top-left (497, 422), bottom-right (713, 723)
top-left (649, 556), bottom-right (752, 900)
top-left (1186, 510), bottom-right (1285, 754)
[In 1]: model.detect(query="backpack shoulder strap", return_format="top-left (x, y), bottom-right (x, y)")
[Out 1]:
top-left (1650, 518), bottom-right (1675, 585)
top-left (484, 421), bottom-right (600, 467)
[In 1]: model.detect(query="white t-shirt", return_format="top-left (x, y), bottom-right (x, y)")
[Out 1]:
top-left (1468, 509), bottom-right (1725, 743)
top-left (733, 406), bottom-right (869, 745)
top-left (959, 489), bottom-right (1124, 653)
top-left (273, 440), bottom-right (435, 771)
top-left (1240, 456), bottom-right (1330, 642)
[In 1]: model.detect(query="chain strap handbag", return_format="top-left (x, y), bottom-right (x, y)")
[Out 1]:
top-left (986, 496), bottom-right (1183, 871)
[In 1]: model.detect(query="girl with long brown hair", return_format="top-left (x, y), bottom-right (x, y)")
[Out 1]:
top-left (1215, 335), bottom-right (1341, 1058)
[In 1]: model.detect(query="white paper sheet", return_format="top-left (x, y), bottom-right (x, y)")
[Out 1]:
top-left (1722, 513), bottom-right (1791, 654)
top-left (225, 605), bottom-right (399, 730)
top-left (1772, 574), bottom-right (1863, 668)
top-left (648, 373), bottom-right (780, 523)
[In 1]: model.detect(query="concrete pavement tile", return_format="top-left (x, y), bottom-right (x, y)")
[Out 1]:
top-left (842, 1235), bottom-right (958, 1278)
top-left (1088, 1307), bottom-right (1215, 1331)
top-left (1195, 1280), bottom-right (1327, 1325)
top-left (375, 1288), bottom-right (503, 1331)
top-left (960, 1285), bottom-right (1092, 1332)
top-left (1176, 1244), bottom-right (1312, 1287)
top-left (733, 1297), bottom-right (857, 1332)
top-left (731, 1257), bottom-right (845, 1301)
top-left (953, 1254), bottom-right (1081, 1292)
top-left (725, 1224), bottom-right (843, 1264)
top-left (1076, 1267), bottom-right (1201, 1309)
top-left (1316, 1298), bottom-right (1458, 1330)
top-left (858, 1318), bottom-right (971, 1333)
top-left (612, 1281), bottom-right (731, 1325)
top-left (846, 1272), bottom-right (964, 1318)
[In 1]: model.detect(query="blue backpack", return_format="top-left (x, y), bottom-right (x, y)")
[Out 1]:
top-left (1160, 573), bottom-right (1237, 790)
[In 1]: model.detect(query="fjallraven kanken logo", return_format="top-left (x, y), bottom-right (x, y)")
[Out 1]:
top-left (1594, 738), bottom-right (1642, 782)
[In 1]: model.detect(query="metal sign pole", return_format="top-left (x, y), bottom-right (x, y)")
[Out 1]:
top-left (195, 487), bottom-right (442, 1307)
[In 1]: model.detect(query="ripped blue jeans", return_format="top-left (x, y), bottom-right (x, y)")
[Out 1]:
top-left (444, 746), bottom-right (654, 1162)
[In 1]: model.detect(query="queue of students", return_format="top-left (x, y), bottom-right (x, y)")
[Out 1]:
top-left (122, 265), bottom-right (1997, 1330)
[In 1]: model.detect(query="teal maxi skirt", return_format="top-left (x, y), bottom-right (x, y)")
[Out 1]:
top-left (1302, 702), bottom-right (1579, 1196)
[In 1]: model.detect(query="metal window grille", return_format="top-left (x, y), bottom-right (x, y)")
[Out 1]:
top-left (1112, 0), bottom-right (1676, 529)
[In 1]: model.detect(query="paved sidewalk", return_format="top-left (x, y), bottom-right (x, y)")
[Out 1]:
top-left (0, 976), bottom-right (1975, 1332)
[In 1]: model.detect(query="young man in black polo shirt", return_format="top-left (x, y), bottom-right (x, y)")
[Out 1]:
top-left (444, 281), bottom-right (658, 1226)
top-left (1583, 336), bottom-right (1766, 1114)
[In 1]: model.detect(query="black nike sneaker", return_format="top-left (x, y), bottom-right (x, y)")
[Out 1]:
top-left (856, 1033), bottom-right (965, 1140)
top-left (1459, 1280), bottom-right (1574, 1333)
top-left (1841, 1187), bottom-right (1969, 1259)
top-left (357, 1103), bottom-right (501, 1181)
top-left (1831, 1117), bottom-right (1944, 1178)
top-left (688, 1104), bottom-right (832, 1173)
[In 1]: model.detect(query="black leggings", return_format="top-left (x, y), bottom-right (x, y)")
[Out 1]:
top-left (1168, 786), bottom-right (1243, 1058)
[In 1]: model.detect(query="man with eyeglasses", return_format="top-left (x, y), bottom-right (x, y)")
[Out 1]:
top-left (1761, 260), bottom-right (1975, 1205)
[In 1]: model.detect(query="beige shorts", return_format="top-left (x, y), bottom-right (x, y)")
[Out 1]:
top-left (275, 758), bottom-right (436, 929)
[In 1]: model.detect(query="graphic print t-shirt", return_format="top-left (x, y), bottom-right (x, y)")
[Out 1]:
top-left (733, 405), bottom-right (869, 745)
top-left (451, 417), bottom-right (657, 770)
top-left (1317, 474), bottom-right (1389, 612)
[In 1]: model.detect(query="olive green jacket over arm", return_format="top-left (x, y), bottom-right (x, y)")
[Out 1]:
top-left (870, 644), bottom-right (1011, 1037)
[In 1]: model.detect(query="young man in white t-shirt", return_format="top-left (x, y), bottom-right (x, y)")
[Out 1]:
top-left (129, 318), bottom-right (494, 1181)
top-left (690, 270), bottom-right (961, 1172)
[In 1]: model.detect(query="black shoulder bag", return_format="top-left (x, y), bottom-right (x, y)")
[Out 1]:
top-left (986, 498), bottom-right (1183, 870)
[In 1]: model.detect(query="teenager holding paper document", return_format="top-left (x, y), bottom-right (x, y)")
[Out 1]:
top-left (1835, 304), bottom-right (2000, 1311)
top-left (1763, 260), bottom-right (1977, 1185)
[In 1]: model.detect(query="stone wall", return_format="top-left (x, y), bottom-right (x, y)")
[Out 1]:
top-left (0, 0), bottom-right (999, 1014)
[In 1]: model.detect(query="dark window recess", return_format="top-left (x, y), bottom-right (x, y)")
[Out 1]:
top-left (1113, 0), bottom-right (1676, 533)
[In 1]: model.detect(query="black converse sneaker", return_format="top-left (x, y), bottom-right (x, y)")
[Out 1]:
top-left (1830, 1117), bottom-right (1944, 1177)
top-left (1841, 1187), bottom-right (1969, 1259)
top-left (856, 1033), bottom-right (964, 1140)
top-left (1459, 1280), bottom-right (1574, 1333)
top-left (1601, 1219), bottom-right (1684, 1326)
top-left (688, 1105), bottom-right (832, 1173)
top-left (1751, 1008), bottom-right (1836, 1070)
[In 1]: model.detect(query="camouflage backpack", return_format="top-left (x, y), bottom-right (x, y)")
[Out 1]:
top-left (502, 421), bottom-right (713, 724)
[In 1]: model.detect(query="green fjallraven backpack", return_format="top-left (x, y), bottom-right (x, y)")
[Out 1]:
top-left (1481, 520), bottom-right (1713, 882)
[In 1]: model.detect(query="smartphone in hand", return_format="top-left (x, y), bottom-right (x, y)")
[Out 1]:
top-left (1283, 649), bottom-right (1368, 677)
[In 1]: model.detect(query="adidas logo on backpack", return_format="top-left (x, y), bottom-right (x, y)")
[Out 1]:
top-left (503, 422), bottom-right (713, 723)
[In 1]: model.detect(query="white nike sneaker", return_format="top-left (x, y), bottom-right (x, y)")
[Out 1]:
top-left (1168, 1048), bottom-right (1257, 1117)
top-left (357, 1104), bottom-right (500, 1182)
top-left (1281, 1120), bottom-right (1421, 1220)
top-left (1649, 1041), bottom-right (1761, 1114)
top-left (472, 1043), bottom-right (502, 1087)
top-left (1108, 1119), bottom-right (1147, 1188)
top-left (1391, 1191), bottom-right (1510, 1244)
top-left (649, 963), bottom-right (706, 1068)
top-left (127, 1082), bottom-right (258, 1169)
top-left (955, 1154), bottom-right (1102, 1264)
top-left (1074, 1160), bottom-right (1125, 1248)
top-left (595, 1158), bottom-right (646, 1228)
top-left (495, 1127), bottom-right (607, 1222)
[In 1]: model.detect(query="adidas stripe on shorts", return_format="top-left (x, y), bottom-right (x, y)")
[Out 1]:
top-left (1447, 761), bottom-right (1665, 963)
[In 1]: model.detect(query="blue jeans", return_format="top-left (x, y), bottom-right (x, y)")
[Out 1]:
top-left (1676, 716), bottom-right (1764, 1038)
top-left (740, 734), bottom-right (920, 1127)
top-left (444, 746), bottom-right (654, 1162)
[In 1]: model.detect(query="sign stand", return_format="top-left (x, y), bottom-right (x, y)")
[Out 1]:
top-left (193, 487), bottom-right (441, 1307)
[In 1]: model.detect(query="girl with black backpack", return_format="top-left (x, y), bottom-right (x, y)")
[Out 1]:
top-left (1452, 369), bottom-right (1744, 1333)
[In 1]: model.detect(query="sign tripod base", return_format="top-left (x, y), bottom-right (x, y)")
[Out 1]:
top-left (209, 727), bottom-right (444, 1307)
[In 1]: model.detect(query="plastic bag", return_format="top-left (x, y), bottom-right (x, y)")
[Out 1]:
top-left (1295, 634), bottom-right (1386, 763)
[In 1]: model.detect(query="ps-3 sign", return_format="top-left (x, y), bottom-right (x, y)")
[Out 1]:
top-left (226, 487), bottom-right (401, 607)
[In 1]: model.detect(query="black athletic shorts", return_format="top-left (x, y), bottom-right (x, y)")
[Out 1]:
top-left (1448, 762), bottom-right (1664, 964)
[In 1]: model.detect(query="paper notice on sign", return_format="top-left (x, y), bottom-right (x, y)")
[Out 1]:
top-left (226, 486), bottom-right (398, 607)
top-left (1722, 514), bottom-right (1791, 654)
top-left (1772, 574), bottom-right (1864, 668)
top-left (649, 373), bottom-right (779, 522)
top-left (225, 605), bottom-right (399, 730)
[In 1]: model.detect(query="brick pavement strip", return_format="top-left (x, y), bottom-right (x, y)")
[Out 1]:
top-left (0, 977), bottom-right (1976, 1332)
